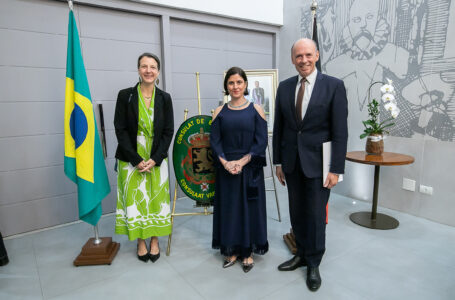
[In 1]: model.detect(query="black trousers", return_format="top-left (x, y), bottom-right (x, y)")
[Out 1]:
top-left (285, 156), bottom-right (330, 268)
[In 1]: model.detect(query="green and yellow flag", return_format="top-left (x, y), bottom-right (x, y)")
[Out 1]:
top-left (64, 9), bottom-right (110, 226)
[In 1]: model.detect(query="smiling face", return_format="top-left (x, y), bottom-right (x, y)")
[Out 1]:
top-left (227, 74), bottom-right (247, 100)
top-left (292, 39), bottom-right (319, 78)
top-left (138, 56), bottom-right (160, 84)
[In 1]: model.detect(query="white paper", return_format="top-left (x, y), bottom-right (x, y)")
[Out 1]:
top-left (323, 141), bottom-right (343, 186)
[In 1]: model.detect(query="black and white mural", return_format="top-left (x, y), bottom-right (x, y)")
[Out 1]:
top-left (301, 0), bottom-right (455, 141)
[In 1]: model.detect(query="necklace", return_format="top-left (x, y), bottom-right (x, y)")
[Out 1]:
top-left (144, 96), bottom-right (152, 100)
top-left (228, 100), bottom-right (249, 108)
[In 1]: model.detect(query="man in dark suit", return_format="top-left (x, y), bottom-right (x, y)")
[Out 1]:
top-left (252, 81), bottom-right (265, 105)
top-left (273, 38), bottom-right (348, 291)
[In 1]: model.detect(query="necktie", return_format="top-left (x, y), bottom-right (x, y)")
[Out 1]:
top-left (296, 78), bottom-right (306, 120)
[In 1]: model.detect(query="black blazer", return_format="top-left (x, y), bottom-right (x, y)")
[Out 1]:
top-left (114, 83), bottom-right (174, 167)
top-left (272, 72), bottom-right (348, 177)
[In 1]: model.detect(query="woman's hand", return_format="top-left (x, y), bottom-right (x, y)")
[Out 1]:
top-left (137, 159), bottom-right (156, 173)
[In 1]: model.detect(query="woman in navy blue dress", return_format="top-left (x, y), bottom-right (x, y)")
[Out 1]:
top-left (210, 67), bottom-right (268, 273)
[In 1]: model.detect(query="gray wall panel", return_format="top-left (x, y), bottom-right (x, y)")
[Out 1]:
top-left (0, 135), bottom-right (63, 172)
top-left (81, 38), bottom-right (161, 72)
top-left (226, 52), bottom-right (273, 69)
top-left (87, 70), bottom-right (137, 101)
top-left (226, 29), bottom-right (274, 54)
top-left (0, 102), bottom-right (64, 137)
top-left (0, 194), bottom-right (79, 236)
top-left (170, 20), bottom-right (227, 50)
top-left (171, 46), bottom-right (227, 74)
top-left (0, 0), bottom-right (68, 33)
top-left (0, 29), bottom-right (66, 68)
top-left (77, 5), bottom-right (161, 43)
top-left (0, 67), bottom-right (65, 102)
top-left (0, 166), bottom-right (75, 206)
top-left (171, 73), bottom-right (224, 101)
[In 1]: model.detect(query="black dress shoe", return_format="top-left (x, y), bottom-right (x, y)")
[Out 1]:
top-left (306, 267), bottom-right (321, 291)
top-left (222, 257), bottom-right (237, 268)
top-left (149, 252), bottom-right (160, 263)
top-left (242, 261), bottom-right (254, 273)
top-left (278, 256), bottom-right (306, 271)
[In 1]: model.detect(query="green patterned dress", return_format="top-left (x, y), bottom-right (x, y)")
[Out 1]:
top-left (115, 85), bottom-right (171, 240)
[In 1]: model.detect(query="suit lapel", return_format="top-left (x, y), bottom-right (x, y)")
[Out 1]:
top-left (289, 76), bottom-right (299, 127)
top-left (130, 85), bottom-right (139, 124)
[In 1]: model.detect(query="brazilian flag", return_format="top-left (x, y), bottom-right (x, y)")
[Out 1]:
top-left (64, 10), bottom-right (110, 226)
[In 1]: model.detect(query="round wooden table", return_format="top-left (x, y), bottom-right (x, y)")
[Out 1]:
top-left (346, 151), bottom-right (415, 230)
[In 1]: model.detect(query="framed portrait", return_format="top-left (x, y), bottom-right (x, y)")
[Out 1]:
top-left (223, 69), bottom-right (278, 134)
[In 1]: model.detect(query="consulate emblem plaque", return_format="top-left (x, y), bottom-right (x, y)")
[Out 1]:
top-left (173, 115), bottom-right (215, 205)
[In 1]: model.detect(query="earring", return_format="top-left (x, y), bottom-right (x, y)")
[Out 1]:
top-left (156, 78), bottom-right (160, 85)
top-left (138, 76), bottom-right (142, 83)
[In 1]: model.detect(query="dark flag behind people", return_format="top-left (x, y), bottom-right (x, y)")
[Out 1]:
top-left (312, 13), bottom-right (321, 72)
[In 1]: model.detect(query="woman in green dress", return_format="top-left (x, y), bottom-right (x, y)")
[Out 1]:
top-left (114, 53), bottom-right (174, 262)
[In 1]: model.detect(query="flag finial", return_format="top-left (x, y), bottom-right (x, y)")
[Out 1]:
top-left (311, 1), bottom-right (317, 15)
top-left (68, 0), bottom-right (73, 10)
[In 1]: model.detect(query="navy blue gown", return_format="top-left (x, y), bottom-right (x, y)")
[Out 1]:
top-left (210, 103), bottom-right (269, 258)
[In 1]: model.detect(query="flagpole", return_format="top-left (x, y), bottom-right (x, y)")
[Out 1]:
top-left (311, 1), bottom-right (317, 39)
top-left (93, 225), bottom-right (102, 245)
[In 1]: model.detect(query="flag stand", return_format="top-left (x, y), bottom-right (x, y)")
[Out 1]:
top-left (73, 224), bottom-right (120, 266)
top-left (65, 0), bottom-right (119, 266)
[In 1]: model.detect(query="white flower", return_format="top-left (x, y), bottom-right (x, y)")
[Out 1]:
top-left (384, 101), bottom-right (397, 112)
top-left (381, 93), bottom-right (395, 102)
top-left (380, 84), bottom-right (394, 94)
top-left (386, 78), bottom-right (393, 85)
top-left (391, 107), bottom-right (400, 118)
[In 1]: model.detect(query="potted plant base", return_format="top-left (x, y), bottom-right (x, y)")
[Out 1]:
top-left (365, 134), bottom-right (384, 155)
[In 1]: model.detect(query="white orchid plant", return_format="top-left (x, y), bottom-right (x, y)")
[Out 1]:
top-left (360, 79), bottom-right (400, 139)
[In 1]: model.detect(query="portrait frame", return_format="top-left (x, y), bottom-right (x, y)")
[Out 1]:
top-left (223, 69), bottom-right (278, 134)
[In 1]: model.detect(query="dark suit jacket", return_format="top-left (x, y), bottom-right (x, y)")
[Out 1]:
top-left (272, 72), bottom-right (348, 177)
top-left (114, 83), bottom-right (174, 167)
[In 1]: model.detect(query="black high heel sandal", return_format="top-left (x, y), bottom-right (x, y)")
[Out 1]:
top-left (149, 239), bottom-right (160, 263)
top-left (137, 244), bottom-right (149, 262)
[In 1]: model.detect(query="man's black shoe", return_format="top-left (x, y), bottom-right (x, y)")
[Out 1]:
top-left (277, 256), bottom-right (306, 271)
top-left (306, 266), bottom-right (321, 291)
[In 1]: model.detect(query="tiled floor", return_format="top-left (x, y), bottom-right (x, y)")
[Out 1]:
top-left (1, 180), bottom-right (454, 300)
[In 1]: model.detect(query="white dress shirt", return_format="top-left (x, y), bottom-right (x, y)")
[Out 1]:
top-left (295, 68), bottom-right (318, 120)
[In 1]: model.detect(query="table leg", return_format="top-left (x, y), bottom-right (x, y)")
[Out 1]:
top-left (350, 165), bottom-right (399, 229)
top-left (371, 165), bottom-right (380, 219)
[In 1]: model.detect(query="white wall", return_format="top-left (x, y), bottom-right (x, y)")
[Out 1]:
top-left (134, 0), bottom-right (283, 25)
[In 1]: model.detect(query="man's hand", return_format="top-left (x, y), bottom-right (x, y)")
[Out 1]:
top-left (275, 166), bottom-right (286, 186)
top-left (323, 172), bottom-right (339, 189)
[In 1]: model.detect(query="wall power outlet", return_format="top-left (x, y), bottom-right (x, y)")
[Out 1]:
top-left (419, 185), bottom-right (433, 195)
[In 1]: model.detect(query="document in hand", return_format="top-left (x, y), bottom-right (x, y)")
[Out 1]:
top-left (323, 141), bottom-right (343, 186)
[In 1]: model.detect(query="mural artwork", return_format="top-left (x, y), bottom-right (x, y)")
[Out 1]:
top-left (301, 0), bottom-right (455, 141)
